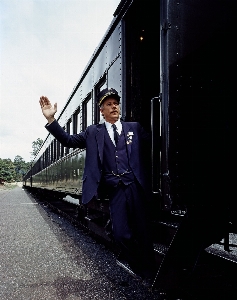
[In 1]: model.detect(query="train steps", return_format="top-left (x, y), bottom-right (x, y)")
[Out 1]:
top-left (114, 212), bottom-right (187, 289)
top-left (114, 210), bottom-right (230, 292)
top-left (151, 212), bottom-right (233, 291)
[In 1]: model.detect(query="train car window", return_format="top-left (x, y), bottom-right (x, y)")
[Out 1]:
top-left (56, 139), bottom-right (60, 160)
top-left (53, 139), bottom-right (57, 161)
top-left (73, 108), bottom-right (80, 134)
top-left (82, 95), bottom-right (93, 130)
top-left (44, 148), bottom-right (47, 167)
top-left (46, 146), bottom-right (50, 167)
top-left (70, 120), bottom-right (73, 134)
top-left (66, 118), bottom-right (72, 134)
top-left (95, 78), bottom-right (107, 124)
top-left (50, 141), bottom-right (54, 163)
top-left (47, 145), bottom-right (51, 166)
top-left (61, 126), bottom-right (65, 157)
top-left (86, 98), bottom-right (92, 127)
top-left (43, 152), bottom-right (45, 169)
top-left (39, 156), bottom-right (43, 171)
top-left (44, 151), bottom-right (47, 168)
top-left (61, 142), bottom-right (64, 158)
top-left (38, 159), bottom-right (41, 173)
top-left (66, 120), bottom-right (72, 155)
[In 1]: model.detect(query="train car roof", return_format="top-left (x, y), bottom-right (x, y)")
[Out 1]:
top-left (32, 0), bottom-right (132, 162)
top-left (56, 0), bottom-right (132, 121)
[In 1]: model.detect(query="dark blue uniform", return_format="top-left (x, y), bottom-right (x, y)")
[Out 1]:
top-left (46, 120), bottom-right (155, 279)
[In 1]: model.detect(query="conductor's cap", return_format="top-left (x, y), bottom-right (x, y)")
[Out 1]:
top-left (97, 88), bottom-right (120, 106)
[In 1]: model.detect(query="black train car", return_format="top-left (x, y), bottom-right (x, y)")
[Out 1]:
top-left (155, 0), bottom-right (235, 288)
top-left (23, 0), bottom-right (235, 290)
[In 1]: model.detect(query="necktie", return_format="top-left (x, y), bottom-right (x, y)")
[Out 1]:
top-left (112, 124), bottom-right (119, 145)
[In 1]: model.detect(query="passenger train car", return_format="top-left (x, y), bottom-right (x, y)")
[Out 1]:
top-left (23, 0), bottom-right (235, 289)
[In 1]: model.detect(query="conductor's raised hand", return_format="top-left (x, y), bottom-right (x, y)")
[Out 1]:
top-left (39, 96), bottom-right (57, 124)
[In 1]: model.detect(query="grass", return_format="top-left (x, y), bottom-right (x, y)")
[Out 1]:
top-left (0, 182), bottom-right (20, 190)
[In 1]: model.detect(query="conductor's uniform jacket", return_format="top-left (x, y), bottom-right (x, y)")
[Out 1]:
top-left (46, 120), bottom-right (151, 204)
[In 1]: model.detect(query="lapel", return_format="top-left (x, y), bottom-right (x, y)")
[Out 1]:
top-left (96, 123), bottom-right (105, 164)
top-left (121, 121), bottom-right (133, 158)
top-left (95, 121), bottom-right (134, 163)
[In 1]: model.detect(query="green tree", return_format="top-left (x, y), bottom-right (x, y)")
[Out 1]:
top-left (13, 155), bottom-right (31, 181)
top-left (0, 158), bottom-right (16, 182)
top-left (31, 138), bottom-right (43, 158)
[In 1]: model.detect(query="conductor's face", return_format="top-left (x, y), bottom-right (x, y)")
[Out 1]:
top-left (100, 97), bottom-right (120, 124)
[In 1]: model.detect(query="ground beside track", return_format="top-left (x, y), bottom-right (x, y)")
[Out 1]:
top-left (0, 186), bottom-right (163, 299)
top-left (1, 185), bottom-right (237, 299)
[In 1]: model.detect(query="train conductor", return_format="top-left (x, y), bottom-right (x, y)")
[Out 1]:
top-left (39, 88), bottom-right (155, 282)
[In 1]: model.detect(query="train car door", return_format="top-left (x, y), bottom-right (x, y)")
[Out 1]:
top-left (122, 0), bottom-right (161, 206)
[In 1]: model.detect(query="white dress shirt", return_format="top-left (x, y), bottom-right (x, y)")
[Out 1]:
top-left (104, 119), bottom-right (122, 146)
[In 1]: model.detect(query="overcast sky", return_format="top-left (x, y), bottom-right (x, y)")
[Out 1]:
top-left (0, 0), bottom-right (120, 162)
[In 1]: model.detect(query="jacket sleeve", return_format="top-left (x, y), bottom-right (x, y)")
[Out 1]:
top-left (45, 120), bottom-right (86, 149)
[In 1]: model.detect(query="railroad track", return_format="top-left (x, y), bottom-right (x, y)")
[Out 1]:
top-left (27, 190), bottom-right (237, 299)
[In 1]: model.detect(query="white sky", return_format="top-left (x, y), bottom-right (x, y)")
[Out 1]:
top-left (0, 0), bottom-right (121, 162)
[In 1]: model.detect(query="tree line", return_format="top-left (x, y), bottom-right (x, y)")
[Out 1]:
top-left (0, 156), bottom-right (31, 183)
top-left (0, 138), bottom-right (43, 183)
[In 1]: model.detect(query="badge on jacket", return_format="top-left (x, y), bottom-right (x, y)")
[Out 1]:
top-left (127, 132), bottom-right (134, 144)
